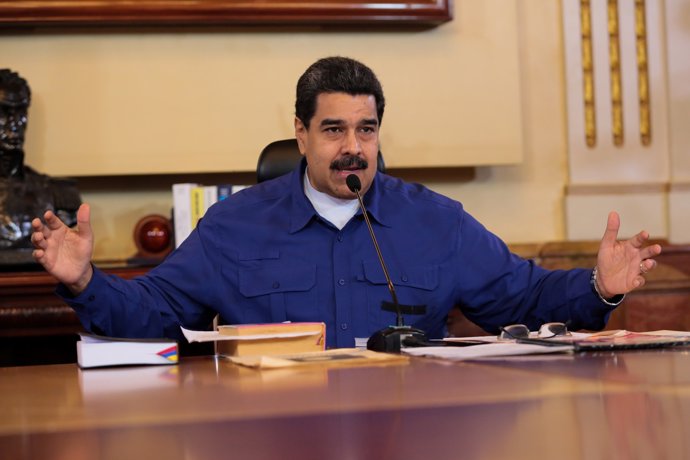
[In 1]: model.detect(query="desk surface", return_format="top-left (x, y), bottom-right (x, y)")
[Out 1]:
top-left (3, 348), bottom-right (690, 460)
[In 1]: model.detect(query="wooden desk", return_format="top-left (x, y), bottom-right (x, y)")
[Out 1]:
top-left (2, 349), bottom-right (690, 459)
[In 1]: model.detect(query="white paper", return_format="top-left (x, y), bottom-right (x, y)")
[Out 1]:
top-left (180, 326), bottom-right (321, 343)
top-left (637, 330), bottom-right (690, 337)
top-left (402, 342), bottom-right (573, 360)
top-left (442, 331), bottom-right (592, 344)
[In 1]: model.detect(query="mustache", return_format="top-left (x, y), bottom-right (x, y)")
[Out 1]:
top-left (329, 155), bottom-right (369, 171)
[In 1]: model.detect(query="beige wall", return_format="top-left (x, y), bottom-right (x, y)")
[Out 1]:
top-left (560, 0), bottom-right (690, 243)
top-left (2, 0), bottom-right (570, 260)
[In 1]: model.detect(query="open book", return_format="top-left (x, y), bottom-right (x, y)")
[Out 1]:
top-left (544, 329), bottom-right (690, 351)
top-left (406, 330), bottom-right (690, 361)
top-left (444, 330), bottom-right (690, 351)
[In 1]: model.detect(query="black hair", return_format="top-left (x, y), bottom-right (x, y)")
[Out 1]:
top-left (295, 57), bottom-right (385, 129)
top-left (0, 69), bottom-right (31, 107)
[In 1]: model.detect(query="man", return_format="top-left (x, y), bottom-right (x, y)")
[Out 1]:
top-left (31, 57), bottom-right (660, 348)
top-left (0, 68), bottom-right (81, 254)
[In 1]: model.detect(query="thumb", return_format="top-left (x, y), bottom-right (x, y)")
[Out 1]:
top-left (76, 203), bottom-right (93, 239)
top-left (601, 211), bottom-right (620, 248)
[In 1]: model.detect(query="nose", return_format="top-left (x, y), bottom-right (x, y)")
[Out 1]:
top-left (0, 111), bottom-right (27, 140)
top-left (343, 130), bottom-right (362, 155)
top-left (8, 114), bottom-right (27, 132)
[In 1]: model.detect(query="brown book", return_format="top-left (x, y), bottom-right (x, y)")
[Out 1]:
top-left (215, 322), bottom-right (325, 357)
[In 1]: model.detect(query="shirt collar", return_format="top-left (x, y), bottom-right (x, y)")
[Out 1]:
top-left (360, 169), bottom-right (390, 228)
top-left (288, 159), bottom-right (319, 233)
top-left (303, 167), bottom-right (359, 230)
top-left (288, 158), bottom-right (391, 233)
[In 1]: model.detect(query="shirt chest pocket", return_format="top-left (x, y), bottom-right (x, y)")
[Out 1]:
top-left (238, 256), bottom-right (317, 323)
top-left (360, 260), bottom-right (439, 291)
top-left (239, 263), bottom-right (316, 297)
top-left (358, 261), bottom-right (439, 323)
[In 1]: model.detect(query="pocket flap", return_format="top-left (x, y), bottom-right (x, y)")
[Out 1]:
top-left (238, 250), bottom-right (280, 261)
top-left (361, 261), bottom-right (438, 291)
top-left (239, 263), bottom-right (316, 297)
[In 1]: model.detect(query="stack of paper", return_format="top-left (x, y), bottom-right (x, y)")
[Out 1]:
top-left (181, 322), bottom-right (326, 357)
top-left (77, 333), bottom-right (178, 369)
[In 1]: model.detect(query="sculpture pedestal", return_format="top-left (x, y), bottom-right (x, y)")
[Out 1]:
top-left (0, 249), bottom-right (40, 272)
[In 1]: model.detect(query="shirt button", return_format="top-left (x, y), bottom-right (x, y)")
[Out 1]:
top-left (272, 281), bottom-right (280, 289)
top-left (340, 323), bottom-right (348, 330)
top-left (338, 279), bottom-right (346, 286)
top-left (401, 275), bottom-right (409, 282)
top-left (337, 235), bottom-right (343, 242)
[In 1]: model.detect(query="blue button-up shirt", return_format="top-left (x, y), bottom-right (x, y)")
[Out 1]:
top-left (61, 160), bottom-right (615, 348)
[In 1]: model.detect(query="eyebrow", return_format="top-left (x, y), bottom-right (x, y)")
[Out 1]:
top-left (319, 118), bottom-right (344, 127)
top-left (319, 118), bottom-right (379, 127)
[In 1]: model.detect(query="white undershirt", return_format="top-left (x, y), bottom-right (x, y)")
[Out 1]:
top-left (303, 168), bottom-right (359, 230)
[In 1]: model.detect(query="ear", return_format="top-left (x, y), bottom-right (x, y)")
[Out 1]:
top-left (294, 117), bottom-right (307, 156)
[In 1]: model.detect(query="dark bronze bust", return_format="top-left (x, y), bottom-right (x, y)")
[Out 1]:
top-left (0, 69), bottom-right (81, 262)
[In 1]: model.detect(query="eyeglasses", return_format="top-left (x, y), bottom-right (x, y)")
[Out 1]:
top-left (498, 322), bottom-right (571, 341)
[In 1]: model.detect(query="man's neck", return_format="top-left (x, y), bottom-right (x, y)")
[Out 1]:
top-left (303, 167), bottom-right (358, 230)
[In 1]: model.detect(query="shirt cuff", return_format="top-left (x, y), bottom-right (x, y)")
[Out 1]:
top-left (55, 264), bottom-right (105, 311)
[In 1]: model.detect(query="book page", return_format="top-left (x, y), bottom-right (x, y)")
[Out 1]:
top-left (181, 326), bottom-right (321, 343)
top-left (227, 348), bottom-right (408, 369)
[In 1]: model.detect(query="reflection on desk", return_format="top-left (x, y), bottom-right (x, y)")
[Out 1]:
top-left (2, 349), bottom-right (690, 459)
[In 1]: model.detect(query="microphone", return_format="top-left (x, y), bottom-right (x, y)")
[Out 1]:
top-left (346, 174), bottom-right (427, 352)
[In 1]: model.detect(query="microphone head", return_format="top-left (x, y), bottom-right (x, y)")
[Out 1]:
top-left (346, 174), bottom-right (362, 193)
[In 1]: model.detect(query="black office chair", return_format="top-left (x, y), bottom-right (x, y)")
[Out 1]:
top-left (256, 138), bottom-right (386, 183)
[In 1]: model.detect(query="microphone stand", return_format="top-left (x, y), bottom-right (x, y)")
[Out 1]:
top-left (346, 174), bottom-right (427, 353)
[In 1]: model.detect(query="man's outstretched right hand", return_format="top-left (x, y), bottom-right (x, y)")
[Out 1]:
top-left (31, 203), bottom-right (94, 295)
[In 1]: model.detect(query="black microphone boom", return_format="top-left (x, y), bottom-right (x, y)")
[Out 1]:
top-left (346, 174), bottom-right (427, 352)
top-left (346, 175), bottom-right (403, 327)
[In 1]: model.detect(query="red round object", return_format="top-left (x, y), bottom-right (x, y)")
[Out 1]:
top-left (133, 215), bottom-right (172, 257)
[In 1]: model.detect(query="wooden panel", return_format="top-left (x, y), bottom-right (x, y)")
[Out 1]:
top-left (0, 264), bottom-right (152, 366)
top-left (0, 265), bottom-right (150, 337)
top-left (449, 240), bottom-right (690, 336)
top-left (0, 0), bottom-right (452, 27)
top-left (538, 241), bottom-right (690, 332)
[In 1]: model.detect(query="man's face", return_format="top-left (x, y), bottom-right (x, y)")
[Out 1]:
top-left (0, 103), bottom-right (28, 152)
top-left (0, 102), bottom-right (27, 177)
top-left (295, 92), bottom-right (380, 199)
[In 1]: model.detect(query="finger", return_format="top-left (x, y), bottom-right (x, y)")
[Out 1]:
top-left (639, 243), bottom-right (662, 260)
top-left (31, 231), bottom-right (47, 249)
top-left (601, 211), bottom-right (620, 247)
top-left (628, 229), bottom-right (650, 249)
top-left (31, 216), bottom-right (53, 239)
top-left (76, 203), bottom-right (92, 239)
top-left (43, 210), bottom-right (63, 231)
top-left (633, 276), bottom-right (646, 289)
top-left (31, 217), bottom-right (43, 232)
top-left (640, 259), bottom-right (657, 273)
top-left (32, 248), bottom-right (45, 261)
